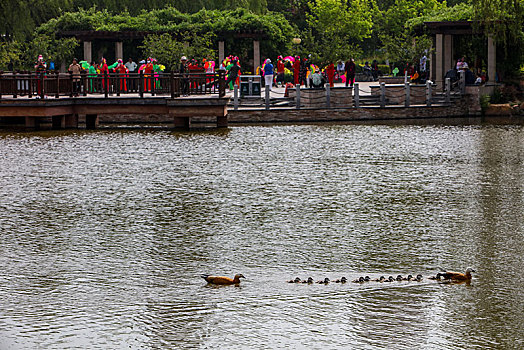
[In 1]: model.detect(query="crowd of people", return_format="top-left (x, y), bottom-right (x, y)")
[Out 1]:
top-left (32, 52), bottom-right (491, 97)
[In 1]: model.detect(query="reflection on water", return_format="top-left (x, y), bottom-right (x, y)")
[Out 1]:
top-left (0, 125), bottom-right (523, 349)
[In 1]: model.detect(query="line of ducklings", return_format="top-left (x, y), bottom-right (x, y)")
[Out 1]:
top-left (288, 274), bottom-right (425, 284)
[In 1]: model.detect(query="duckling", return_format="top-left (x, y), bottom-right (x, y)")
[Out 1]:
top-left (438, 267), bottom-right (476, 281)
top-left (334, 277), bottom-right (347, 283)
top-left (428, 274), bottom-right (442, 280)
top-left (403, 274), bottom-right (413, 281)
top-left (415, 274), bottom-right (423, 281)
top-left (201, 274), bottom-right (245, 285)
top-left (317, 277), bottom-right (330, 284)
top-left (364, 276), bottom-right (370, 282)
top-left (288, 277), bottom-right (301, 283)
top-left (302, 277), bottom-right (314, 284)
top-left (384, 276), bottom-right (394, 282)
top-left (396, 275), bottom-right (403, 281)
top-left (352, 277), bottom-right (365, 283)
top-left (374, 276), bottom-right (386, 282)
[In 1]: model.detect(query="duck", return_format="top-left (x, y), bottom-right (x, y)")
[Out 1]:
top-left (201, 274), bottom-right (245, 285)
top-left (415, 274), bottom-right (423, 281)
top-left (302, 277), bottom-right (314, 284)
top-left (374, 276), bottom-right (386, 282)
top-left (352, 277), bottom-right (367, 283)
top-left (438, 267), bottom-right (476, 281)
top-left (288, 277), bottom-right (301, 283)
top-left (334, 277), bottom-right (347, 283)
top-left (317, 277), bottom-right (330, 284)
top-left (428, 274), bottom-right (441, 280)
top-left (364, 276), bottom-right (370, 282)
top-left (403, 274), bottom-right (413, 281)
top-left (396, 275), bottom-right (403, 281)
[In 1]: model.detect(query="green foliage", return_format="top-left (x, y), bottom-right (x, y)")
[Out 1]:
top-left (377, 0), bottom-right (442, 65)
top-left (0, 41), bottom-right (23, 70)
top-left (140, 32), bottom-right (216, 71)
top-left (0, 0), bottom-right (73, 41)
top-left (36, 7), bottom-right (295, 65)
top-left (479, 94), bottom-right (491, 114)
top-left (406, 3), bottom-right (474, 29)
top-left (471, 0), bottom-right (524, 75)
top-left (23, 36), bottom-right (79, 70)
top-left (307, 0), bottom-right (374, 64)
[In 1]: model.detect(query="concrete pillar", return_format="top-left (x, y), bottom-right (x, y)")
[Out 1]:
top-left (218, 41), bottom-right (225, 64)
top-left (86, 114), bottom-right (98, 129)
top-left (115, 42), bottom-right (123, 61)
top-left (435, 34), bottom-right (444, 89)
top-left (65, 114), bottom-right (78, 129)
top-left (488, 36), bottom-right (496, 83)
top-left (253, 40), bottom-right (260, 73)
top-left (173, 116), bottom-right (190, 129)
top-left (217, 115), bottom-right (228, 128)
top-left (444, 35), bottom-right (453, 72)
top-left (83, 41), bottom-right (92, 63)
top-left (52, 115), bottom-right (65, 129)
top-left (25, 116), bottom-right (39, 130)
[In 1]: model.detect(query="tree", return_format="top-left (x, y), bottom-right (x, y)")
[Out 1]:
top-left (377, 0), bottom-right (443, 64)
top-left (307, 0), bottom-right (374, 63)
top-left (140, 32), bottom-right (216, 71)
top-left (0, 41), bottom-right (22, 70)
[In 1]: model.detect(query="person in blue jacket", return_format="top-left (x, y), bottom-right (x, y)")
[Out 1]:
top-left (263, 59), bottom-right (274, 91)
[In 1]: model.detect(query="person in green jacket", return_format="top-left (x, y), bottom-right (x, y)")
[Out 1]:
top-left (88, 61), bottom-right (97, 92)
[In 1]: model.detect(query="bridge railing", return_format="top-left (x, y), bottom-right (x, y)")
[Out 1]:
top-left (0, 70), bottom-right (227, 99)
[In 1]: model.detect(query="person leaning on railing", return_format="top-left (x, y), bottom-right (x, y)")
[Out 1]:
top-left (179, 56), bottom-right (189, 96)
top-left (68, 58), bottom-right (82, 97)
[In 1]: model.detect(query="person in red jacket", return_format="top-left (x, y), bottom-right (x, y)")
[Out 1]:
top-left (99, 58), bottom-right (109, 91)
top-left (345, 58), bottom-right (356, 87)
top-left (114, 59), bottom-right (128, 92)
top-left (143, 58), bottom-right (154, 92)
top-left (293, 56), bottom-right (300, 85)
top-left (326, 61), bottom-right (335, 87)
top-left (276, 56), bottom-right (285, 87)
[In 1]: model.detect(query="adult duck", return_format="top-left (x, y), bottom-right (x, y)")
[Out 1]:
top-left (438, 268), bottom-right (476, 281)
top-left (201, 274), bottom-right (245, 285)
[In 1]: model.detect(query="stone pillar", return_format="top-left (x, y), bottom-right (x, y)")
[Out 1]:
top-left (52, 115), bottom-right (65, 129)
top-left (217, 114), bottom-right (228, 128)
top-left (253, 40), bottom-right (260, 74)
top-left (173, 116), bottom-right (190, 129)
top-left (83, 41), bottom-right (92, 63)
top-left (86, 114), bottom-right (99, 129)
top-left (218, 41), bottom-right (225, 64)
top-left (25, 116), bottom-right (39, 130)
top-left (65, 114), bottom-right (78, 129)
top-left (435, 34), bottom-right (444, 89)
top-left (444, 35), bottom-right (453, 72)
top-left (115, 42), bottom-right (123, 60)
top-left (488, 35), bottom-right (496, 83)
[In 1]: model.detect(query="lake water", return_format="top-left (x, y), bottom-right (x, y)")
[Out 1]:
top-left (0, 124), bottom-right (523, 349)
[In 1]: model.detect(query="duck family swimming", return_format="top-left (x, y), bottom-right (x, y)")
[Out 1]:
top-left (200, 269), bottom-right (474, 286)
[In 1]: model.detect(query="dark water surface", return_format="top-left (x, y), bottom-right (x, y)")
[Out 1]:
top-left (0, 124), bottom-right (523, 349)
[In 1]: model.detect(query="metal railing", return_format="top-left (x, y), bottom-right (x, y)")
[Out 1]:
top-left (0, 70), bottom-right (227, 99)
